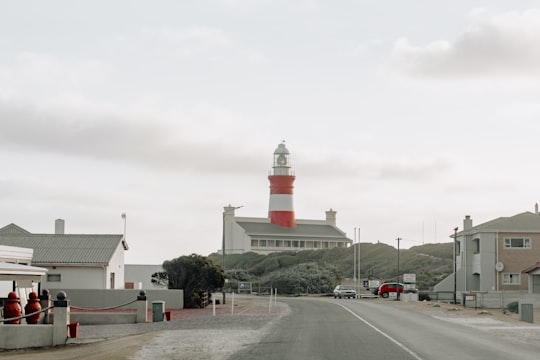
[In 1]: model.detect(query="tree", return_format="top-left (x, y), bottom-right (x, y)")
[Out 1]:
top-left (161, 254), bottom-right (224, 308)
top-left (151, 271), bottom-right (169, 287)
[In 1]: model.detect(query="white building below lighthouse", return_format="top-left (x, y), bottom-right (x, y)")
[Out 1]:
top-left (221, 142), bottom-right (352, 255)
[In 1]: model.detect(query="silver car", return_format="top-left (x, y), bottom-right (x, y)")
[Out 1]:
top-left (333, 285), bottom-right (357, 299)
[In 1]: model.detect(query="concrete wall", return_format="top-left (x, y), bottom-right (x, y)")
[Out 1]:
top-left (1, 300), bottom-right (69, 350)
top-left (68, 312), bottom-right (137, 325)
top-left (0, 324), bottom-right (53, 349)
top-left (47, 288), bottom-right (183, 309)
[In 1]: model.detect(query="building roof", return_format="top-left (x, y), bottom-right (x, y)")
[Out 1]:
top-left (459, 212), bottom-right (540, 236)
top-left (0, 224), bottom-right (126, 266)
top-left (0, 223), bottom-right (31, 235)
top-left (0, 262), bottom-right (48, 281)
top-left (236, 220), bottom-right (352, 242)
top-left (522, 262), bottom-right (540, 274)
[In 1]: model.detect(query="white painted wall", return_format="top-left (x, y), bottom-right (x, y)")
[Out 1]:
top-left (107, 241), bottom-right (126, 289)
top-left (42, 266), bottom-right (105, 289)
top-left (125, 264), bottom-right (165, 289)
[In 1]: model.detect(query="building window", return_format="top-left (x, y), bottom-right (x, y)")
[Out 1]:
top-left (110, 272), bottom-right (115, 289)
top-left (502, 273), bottom-right (521, 285)
top-left (504, 238), bottom-right (531, 249)
top-left (260, 240), bottom-right (266, 247)
top-left (47, 274), bottom-right (61, 282)
top-left (472, 238), bottom-right (480, 254)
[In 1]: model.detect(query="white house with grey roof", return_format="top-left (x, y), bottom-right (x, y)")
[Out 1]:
top-left (223, 206), bottom-right (352, 255)
top-left (0, 219), bottom-right (128, 290)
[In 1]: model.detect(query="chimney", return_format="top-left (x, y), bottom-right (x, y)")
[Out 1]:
top-left (535, 203), bottom-right (539, 214)
top-left (55, 219), bottom-right (65, 235)
top-left (325, 209), bottom-right (337, 226)
top-left (463, 215), bottom-right (472, 231)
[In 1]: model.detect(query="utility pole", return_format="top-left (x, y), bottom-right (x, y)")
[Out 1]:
top-left (353, 227), bottom-right (357, 289)
top-left (357, 227), bottom-right (361, 290)
top-left (453, 227), bottom-right (458, 304)
top-left (396, 237), bottom-right (401, 300)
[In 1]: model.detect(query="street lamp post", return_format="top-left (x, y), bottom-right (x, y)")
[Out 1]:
top-left (221, 209), bottom-right (226, 304)
top-left (121, 213), bottom-right (127, 239)
top-left (453, 227), bottom-right (458, 304)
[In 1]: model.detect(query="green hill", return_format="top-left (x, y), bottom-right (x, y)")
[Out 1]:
top-left (208, 242), bottom-right (452, 292)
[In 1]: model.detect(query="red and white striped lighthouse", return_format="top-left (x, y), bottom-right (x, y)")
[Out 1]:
top-left (268, 142), bottom-right (296, 228)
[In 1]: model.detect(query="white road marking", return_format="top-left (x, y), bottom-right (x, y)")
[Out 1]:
top-left (337, 303), bottom-right (423, 360)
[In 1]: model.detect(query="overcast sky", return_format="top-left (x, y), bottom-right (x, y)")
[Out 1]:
top-left (2, 1), bottom-right (540, 264)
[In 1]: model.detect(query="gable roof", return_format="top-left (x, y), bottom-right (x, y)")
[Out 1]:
top-left (236, 220), bottom-right (351, 242)
top-left (0, 223), bottom-right (31, 235)
top-left (459, 212), bottom-right (540, 236)
top-left (0, 224), bottom-right (126, 266)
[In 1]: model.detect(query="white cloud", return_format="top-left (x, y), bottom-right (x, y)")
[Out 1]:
top-left (0, 101), bottom-right (266, 174)
top-left (141, 25), bottom-right (233, 56)
top-left (0, 52), bottom-right (109, 102)
top-left (391, 8), bottom-right (540, 77)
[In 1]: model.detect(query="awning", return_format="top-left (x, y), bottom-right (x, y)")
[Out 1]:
top-left (0, 262), bottom-right (48, 281)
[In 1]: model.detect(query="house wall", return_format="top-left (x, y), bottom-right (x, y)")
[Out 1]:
top-left (42, 266), bottom-right (105, 289)
top-left (125, 264), bottom-right (166, 289)
top-left (106, 241), bottom-right (126, 289)
top-left (477, 232), bottom-right (497, 292)
top-left (224, 221), bottom-right (251, 254)
top-left (497, 232), bottom-right (540, 291)
top-left (438, 232), bottom-right (498, 293)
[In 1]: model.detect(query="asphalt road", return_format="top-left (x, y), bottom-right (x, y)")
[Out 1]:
top-left (229, 297), bottom-right (540, 360)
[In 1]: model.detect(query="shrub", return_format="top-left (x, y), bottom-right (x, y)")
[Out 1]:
top-left (505, 301), bottom-right (519, 314)
top-left (418, 292), bottom-right (431, 301)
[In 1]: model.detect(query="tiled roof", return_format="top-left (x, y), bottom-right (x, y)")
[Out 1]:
top-left (460, 212), bottom-right (540, 235)
top-left (236, 221), bottom-right (351, 241)
top-left (0, 234), bottom-right (124, 265)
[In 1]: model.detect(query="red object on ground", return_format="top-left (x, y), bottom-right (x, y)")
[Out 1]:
top-left (24, 291), bottom-right (42, 324)
top-left (68, 322), bottom-right (79, 338)
top-left (4, 291), bottom-right (22, 324)
top-left (165, 311), bottom-right (171, 321)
